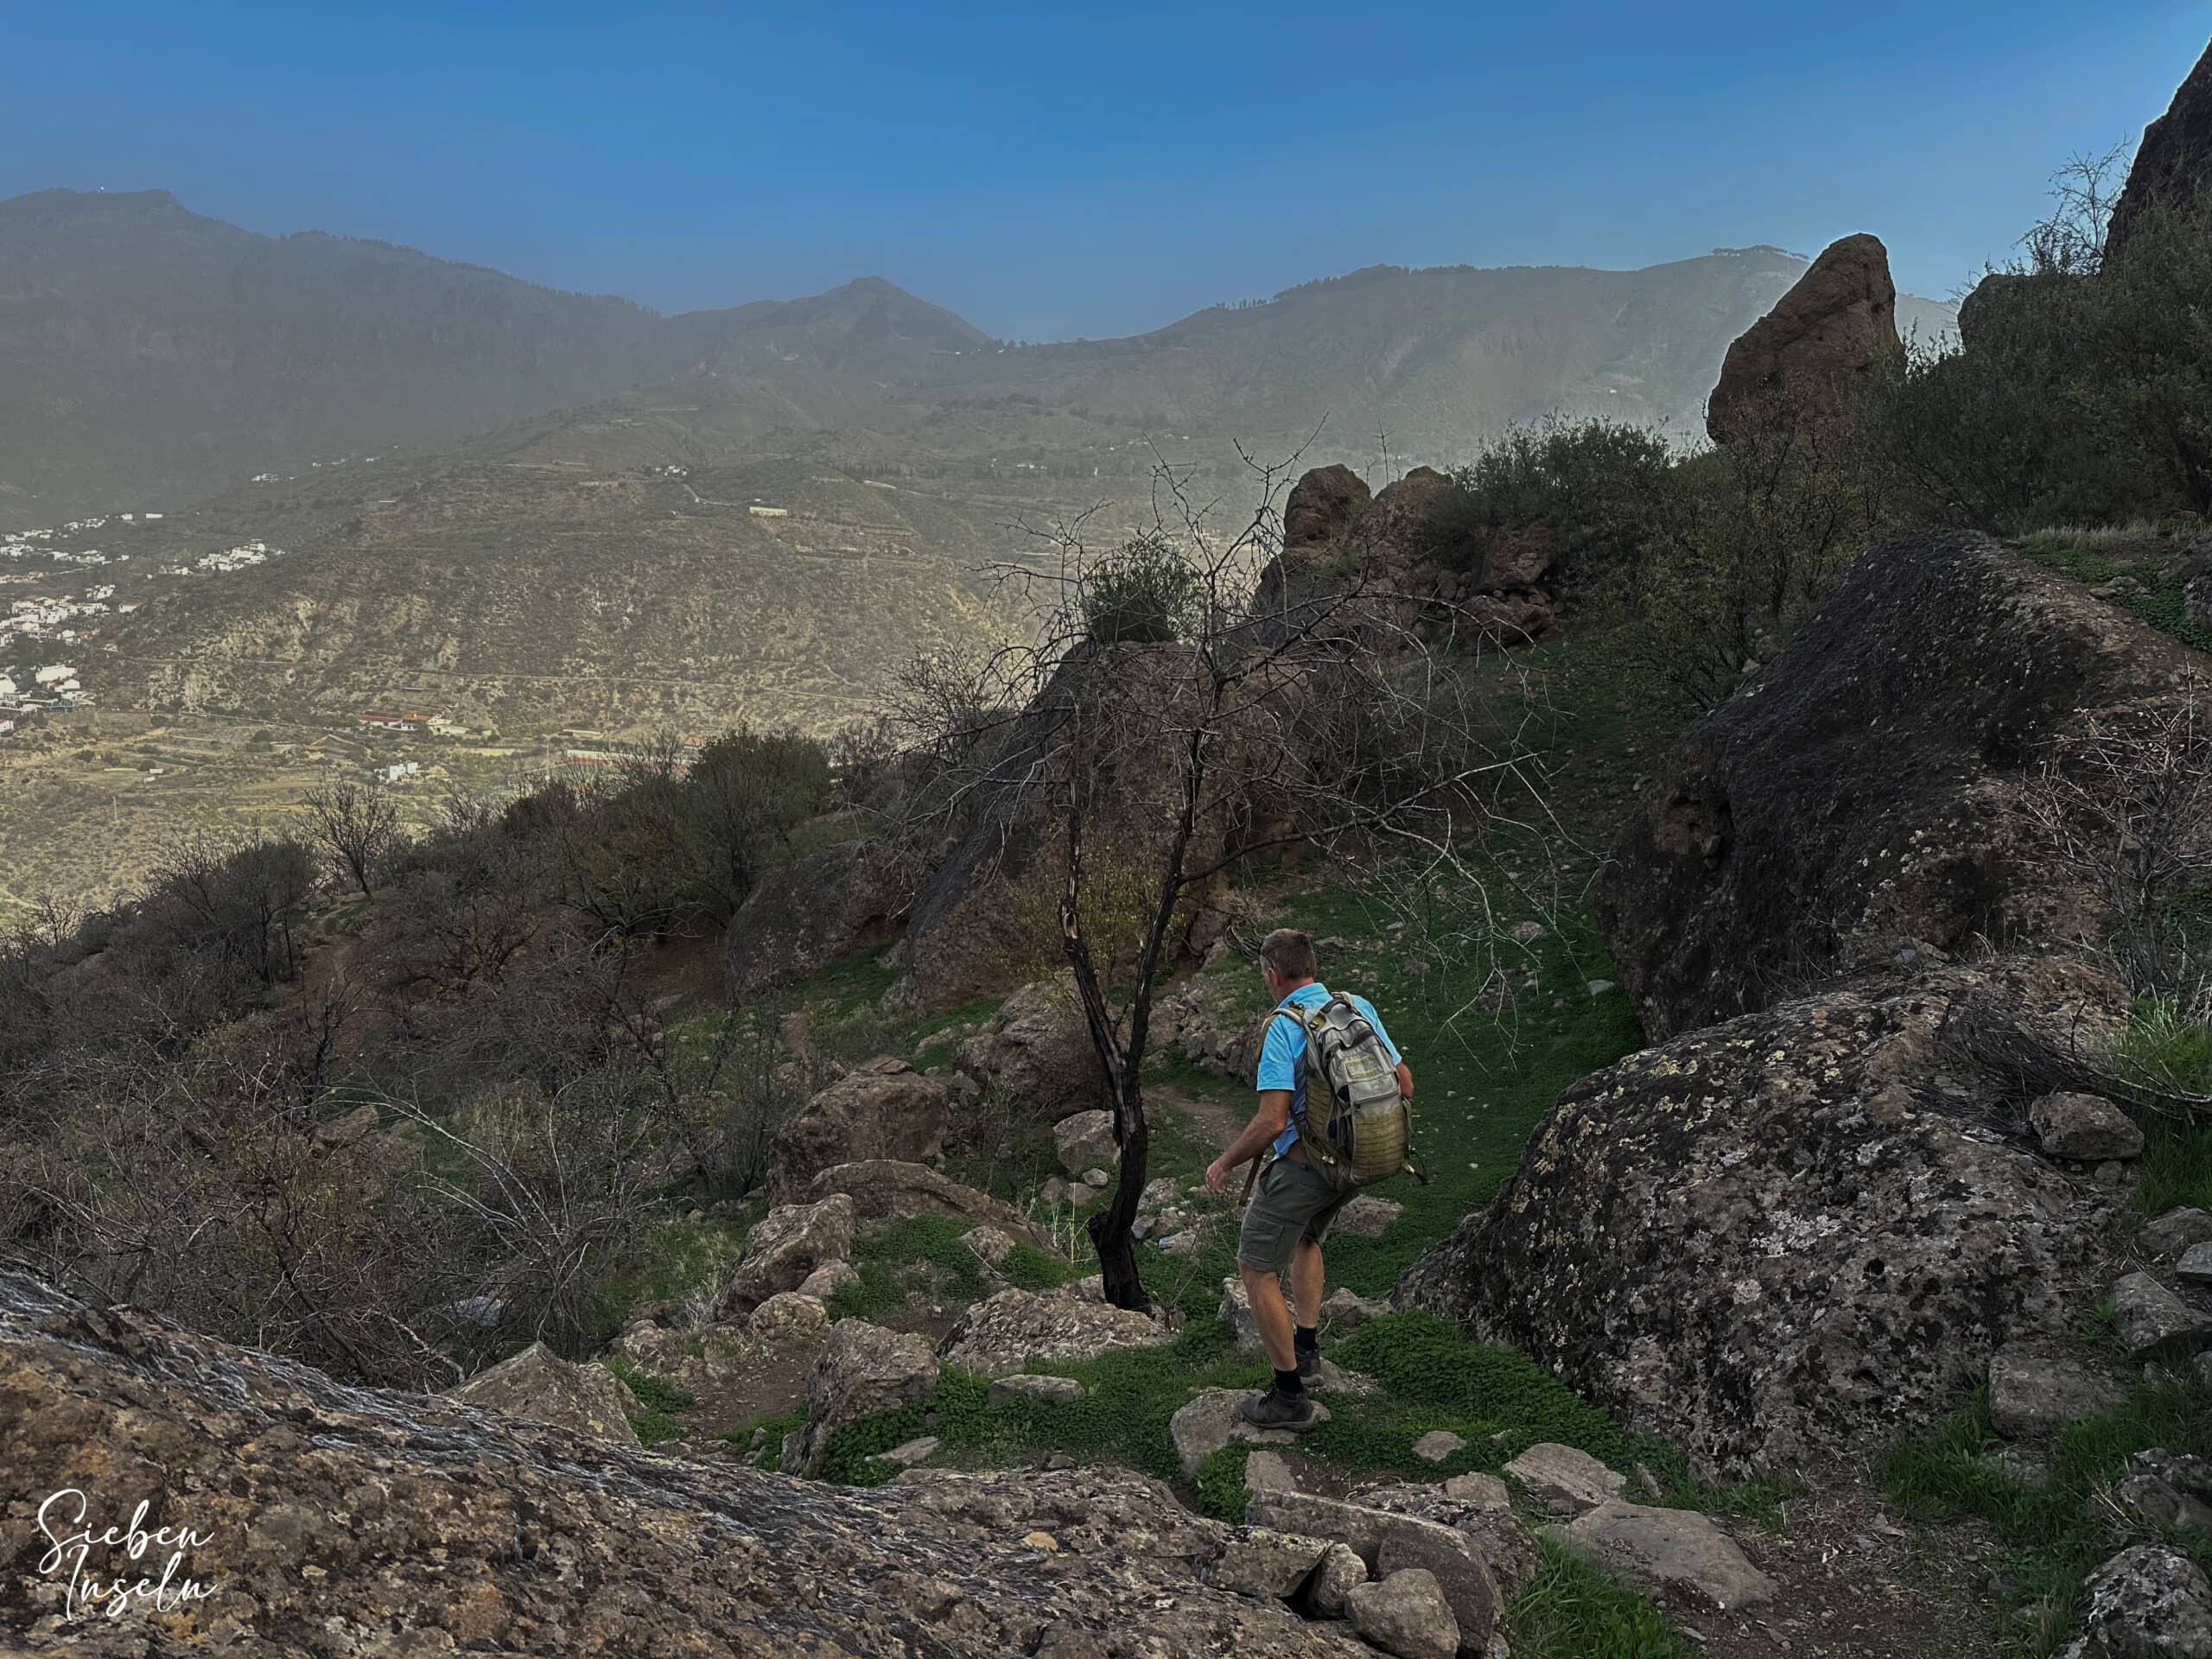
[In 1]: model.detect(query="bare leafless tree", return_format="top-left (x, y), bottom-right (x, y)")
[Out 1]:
top-left (893, 446), bottom-right (1550, 1309)
top-left (2026, 688), bottom-right (2212, 1022)
top-left (302, 776), bottom-right (401, 897)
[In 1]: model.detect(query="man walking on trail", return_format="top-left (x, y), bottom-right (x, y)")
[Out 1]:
top-left (1205, 928), bottom-right (1411, 1430)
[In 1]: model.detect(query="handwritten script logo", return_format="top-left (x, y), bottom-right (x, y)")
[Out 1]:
top-left (35, 1489), bottom-right (219, 1622)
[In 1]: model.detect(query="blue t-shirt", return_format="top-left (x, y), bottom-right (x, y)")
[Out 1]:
top-left (1257, 982), bottom-right (1402, 1159)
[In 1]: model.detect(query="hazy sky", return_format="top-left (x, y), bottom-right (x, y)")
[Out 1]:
top-left (3, 2), bottom-right (2204, 340)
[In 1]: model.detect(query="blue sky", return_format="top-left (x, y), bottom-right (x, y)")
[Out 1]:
top-left (2, 2), bottom-right (2203, 340)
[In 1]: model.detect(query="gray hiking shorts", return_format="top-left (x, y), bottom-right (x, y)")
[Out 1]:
top-left (1236, 1152), bottom-right (1357, 1273)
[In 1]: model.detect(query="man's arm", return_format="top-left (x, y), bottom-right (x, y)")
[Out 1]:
top-left (1205, 1090), bottom-right (1292, 1194)
top-left (1395, 1061), bottom-right (1414, 1100)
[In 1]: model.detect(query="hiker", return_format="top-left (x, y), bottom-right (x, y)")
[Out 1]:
top-left (1204, 927), bottom-right (1412, 1430)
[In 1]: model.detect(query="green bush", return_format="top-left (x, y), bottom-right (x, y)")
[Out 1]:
top-left (1080, 533), bottom-right (1204, 644)
top-left (1430, 419), bottom-right (1672, 588)
top-left (1602, 414), bottom-right (1888, 713)
top-left (1870, 189), bottom-right (2212, 531)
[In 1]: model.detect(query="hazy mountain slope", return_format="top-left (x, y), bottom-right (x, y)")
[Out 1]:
top-left (0, 188), bottom-right (704, 524)
top-left (5, 194), bottom-right (1961, 741)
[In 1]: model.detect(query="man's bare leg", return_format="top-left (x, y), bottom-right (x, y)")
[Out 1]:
top-left (1239, 1261), bottom-right (1298, 1373)
top-left (1291, 1236), bottom-right (1325, 1334)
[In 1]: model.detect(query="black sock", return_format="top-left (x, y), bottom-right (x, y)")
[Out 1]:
top-left (1295, 1325), bottom-right (1319, 1357)
top-left (1273, 1366), bottom-right (1305, 1396)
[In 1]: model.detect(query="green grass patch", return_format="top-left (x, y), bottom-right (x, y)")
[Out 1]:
top-left (1880, 1375), bottom-right (2212, 1650)
top-left (602, 1355), bottom-right (698, 1447)
top-left (2021, 537), bottom-right (2212, 655)
top-left (826, 1214), bottom-right (1072, 1323)
top-left (724, 1405), bottom-right (807, 1473)
top-left (585, 1211), bottom-right (750, 1341)
top-left (2118, 1000), bottom-right (2212, 1216)
top-left (1509, 1539), bottom-right (1697, 1659)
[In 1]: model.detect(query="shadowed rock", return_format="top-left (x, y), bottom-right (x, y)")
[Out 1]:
top-left (2107, 35), bottom-right (2212, 258)
top-left (1597, 530), bottom-right (2202, 1040)
top-left (765, 1058), bottom-right (955, 1202)
top-left (1706, 232), bottom-right (1902, 443)
top-left (0, 1270), bottom-right (1376, 1656)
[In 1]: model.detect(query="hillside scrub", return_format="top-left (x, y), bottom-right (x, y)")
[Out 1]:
top-left (1870, 161), bottom-right (2212, 531)
top-left (0, 728), bottom-right (846, 1384)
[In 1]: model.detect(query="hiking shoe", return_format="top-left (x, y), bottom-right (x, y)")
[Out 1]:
top-left (1239, 1386), bottom-right (1320, 1432)
top-left (1296, 1349), bottom-right (1325, 1389)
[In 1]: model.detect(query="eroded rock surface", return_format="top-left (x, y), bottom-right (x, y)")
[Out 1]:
top-left (766, 1058), bottom-right (956, 1202)
top-left (0, 1271), bottom-right (1374, 1656)
top-left (1596, 530), bottom-right (2199, 1039)
top-left (451, 1339), bottom-right (642, 1446)
top-left (2107, 35), bottom-right (2212, 257)
top-left (1706, 232), bottom-right (1903, 443)
top-left (938, 1287), bottom-right (1173, 1379)
top-left (957, 976), bottom-right (1112, 1122)
top-left (1398, 959), bottom-right (2125, 1476)
top-left (724, 837), bottom-right (908, 1005)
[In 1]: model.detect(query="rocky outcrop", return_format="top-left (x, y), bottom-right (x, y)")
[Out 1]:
top-left (1257, 464), bottom-right (1564, 647)
top-left (0, 1271), bottom-right (1371, 1656)
top-left (803, 1159), bottom-right (1056, 1250)
top-left (2107, 35), bottom-right (2212, 259)
top-left (938, 1286), bottom-right (1173, 1378)
top-left (723, 837), bottom-right (910, 1004)
top-left (1397, 957), bottom-right (2126, 1477)
top-left (765, 1058), bottom-right (956, 1202)
top-left (779, 1319), bottom-right (940, 1477)
top-left (1598, 530), bottom-right (2203, 1039)
top-left (1284, 463), bottom-right (1372, 556)
top-left (451, 1340), bottom-right (643, 1446)
top-left (717, 1192), bottom-right (856, 1318)
top-left (1707, 232), bottom-right (1904, 443)
top-left (955, 976), bottom-right (1109, 1122)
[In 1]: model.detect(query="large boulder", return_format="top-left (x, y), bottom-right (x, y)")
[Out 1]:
top-left (939, 1287), bottom-right (1173, 1378)
top-left (780, 1319), bottom-right (941, 1477)
top-left (717, 1192), bottom-right (856, 1318)
top-left (2106, 36), bottom-right (2212, 259)
top-left (1396, 957), bottom-right (2126, 1478)
top-left (1598, 530), bottom-right (2202, 1039)
top-left (1284, 462), bottom-right (1373, 557)
top-left (0, 1272), bottom-right (1370, 1657)
top-left (1706, 232), bottom-right (1904, 443)
top-left (803, 1159), bottom-right (1057, 1250)
top-left (2061, 1545), bottom-right (2212, 1658)
top-left (723, 836), bottom-right (909, 1004)
top-left (452, 1341), bottom-right (643, 1446)
top-left (766, 1058), bottom-right (956, 1202)
top-left (955, 976), bottom-right (1109, 1122)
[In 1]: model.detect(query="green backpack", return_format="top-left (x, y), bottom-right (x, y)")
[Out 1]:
top-left (1272, 993), bottom-right (1421, 1186)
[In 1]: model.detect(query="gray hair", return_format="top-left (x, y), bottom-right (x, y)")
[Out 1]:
top-left (1258, 928), bottom-right (1318, 982)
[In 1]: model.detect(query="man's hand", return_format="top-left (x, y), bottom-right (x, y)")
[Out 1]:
top-left (1205, 1156), bottom-right (1234, 1196)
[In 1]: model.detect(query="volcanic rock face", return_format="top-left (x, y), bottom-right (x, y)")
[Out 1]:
top-left (0, 1270), bottom-right (1371, 1656)
top-left (2107, 35), bottom-right (2212, 258)
top-left (1597, 529), bottom-right (2201, 1041)
top-left (724, 837), bottom-right (910, 1005)
top-left (1706, 232), bottom-right (1903, 443)
top-left (1396, 957), bottom-right (2126, 1477)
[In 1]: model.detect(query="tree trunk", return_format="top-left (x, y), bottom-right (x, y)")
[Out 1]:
top-left (1088, 1064), bottom-right (1151, 1312)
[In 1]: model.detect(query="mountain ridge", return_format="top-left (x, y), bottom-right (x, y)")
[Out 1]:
top-left (0, 188), bottom-right (1955, 526)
